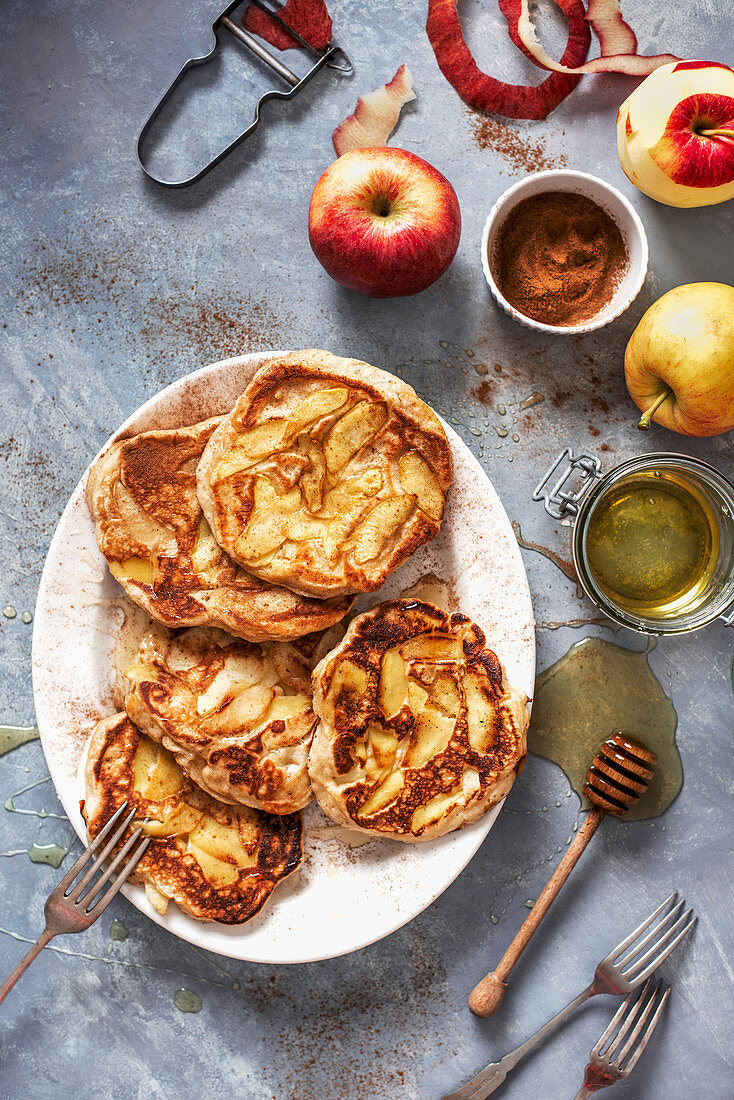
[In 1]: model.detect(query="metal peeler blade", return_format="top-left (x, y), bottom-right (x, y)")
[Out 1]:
top-left (137, 0), bottom-right (353, 188)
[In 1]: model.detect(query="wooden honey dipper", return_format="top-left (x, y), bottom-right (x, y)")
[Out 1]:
top-left (468, 732), bottom-right (657, 1018)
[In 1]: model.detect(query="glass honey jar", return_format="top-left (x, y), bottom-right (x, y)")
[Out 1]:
top-left (533, 450), bottom-right (734, 635)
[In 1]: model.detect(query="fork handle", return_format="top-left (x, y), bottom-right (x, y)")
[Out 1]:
top-left (572, 1089), bottom-right (594, 1100)
top-left (0, 927), bottom-right (55, 1005)
top-left (469, 809), bottom-right (604, 1017)
top-left (443, 985), bottom-right (594, 1099)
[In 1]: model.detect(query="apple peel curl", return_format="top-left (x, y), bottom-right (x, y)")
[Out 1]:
top-left (332, 64), bottom-right (417, 157)
top-left (242, 0), bottom-right (332, 52)
top-left (427, 0), bottom-right (681, 120)
top-left (584, 0), bottom-right (637, 57)
top-left (427, 0), bottom-right (590, 121)
top-left (512, 0), bottom-right (679, 76)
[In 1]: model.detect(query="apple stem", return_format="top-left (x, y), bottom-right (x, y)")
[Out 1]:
top-left (698, 128), bottom-right (734, 140)
top-left (638, 387), bottom-right (672, 431)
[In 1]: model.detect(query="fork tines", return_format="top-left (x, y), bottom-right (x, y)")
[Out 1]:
top-left (613, 892), bottom-right (697, 986)
top-left (54, 801), bottom-right (150, 916)
top-left (594, 979), bottom-right (670, 1076)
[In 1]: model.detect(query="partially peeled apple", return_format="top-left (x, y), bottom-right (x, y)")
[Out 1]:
top-left (625, 283), bottom-right (734, 437)
top-left (617, 61), bottom-right (734, 207)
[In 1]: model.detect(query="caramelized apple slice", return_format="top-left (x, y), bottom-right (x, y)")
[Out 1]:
top-left (407, 680), bottom-right (429, 715)
top-left (132, 738), bottom-right (184, 799)
top-left (399, 450), bottom-right (445, 521)
top-left (353, 740), bottom-right (367, 764)
top-left (348, 496), bottom-right (414, 564)
top-left (189, 815), bottom-right (258, 866)
top-left (286, 387), bottom-right (350, 441)
top-left (110, 556), bottom-right (155, 585)
top-left (430, 672), bottom-right (462, 718)
top-left (187, 842), bottom-right (240, 886)
top-left (189, 515), bottom-right (221, 580)
top-left (196, 657), bottom-right (266, 717)
top-left (359, 768), bottom-right (404, 817)
top-left (379, 649), bottom-right (409, 719)
top-left (410, 779), bottom-right (464, 832)
top-left (262, 693), bottom-right (312, 723)
top-left (214, 421), bottom-right (288, 480)
top-left (466, 674), bottom-right (497, 753)
top-left (323, 400), bottom-right (387, 472)
top-left (216, 684), bottom-right (276, 732)
top-left (300, 443), bottom-right (326, 511)
top-left (367, 725), bottom-right (398, 774)
top-left (235, 479), bottom-right (301, 560)
top-left (406, 705), bottom-right (455, 769)
top-left (284, 511), bottom-right (328, 543)
top-left (321, 469), bottom-right (383, 515)
top-left (332, 658), bottom-right (368, 696)
top-left (324, 659), bottom-right (368, 728)
top-left (400, 634), bottom-right (463, 661)
top-left (137, 803), bottom-right (203, 838)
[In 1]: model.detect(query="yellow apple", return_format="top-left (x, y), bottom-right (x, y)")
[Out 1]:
top-left (625, 282), bottom-right (734, 436)
top-left (617, 61), bottom-right (734, 208)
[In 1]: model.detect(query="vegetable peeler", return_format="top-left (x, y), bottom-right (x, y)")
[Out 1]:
top-left (137, 0), bottom-right (353, 188)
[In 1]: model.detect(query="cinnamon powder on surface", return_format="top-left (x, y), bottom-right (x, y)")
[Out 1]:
top-left (490, 192), bottom-right (628, 327)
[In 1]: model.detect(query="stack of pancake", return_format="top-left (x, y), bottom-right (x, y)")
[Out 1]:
top-left (83, 350), bottom-right (528, 927)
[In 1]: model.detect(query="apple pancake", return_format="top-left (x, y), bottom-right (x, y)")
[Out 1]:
top-left (196, 350), bottom-right (453, 597)
top-left (124, 625), bottom-right (316, 814)
top-left (309, 599), bottom-right (528, 842)
top-left (86, 417), bottom-right (351, 641)
top-left (82, 713), bottom-right (302, 924)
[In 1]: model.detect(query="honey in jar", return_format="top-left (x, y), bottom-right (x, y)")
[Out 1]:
top-left (584, 469), bottom-right (718, 618)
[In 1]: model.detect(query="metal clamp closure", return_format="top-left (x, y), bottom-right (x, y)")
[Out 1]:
top-left (719, 604), bottom-right (734, 628)
top-left (533, 448), bottom-right (602, 523)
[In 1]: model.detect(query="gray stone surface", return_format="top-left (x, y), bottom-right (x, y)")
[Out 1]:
top-left (0, 0), bottom-right (732, 1097)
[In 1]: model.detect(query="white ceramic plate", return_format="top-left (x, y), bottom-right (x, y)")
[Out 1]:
top-left (31, 352), bottom-right (535, 964)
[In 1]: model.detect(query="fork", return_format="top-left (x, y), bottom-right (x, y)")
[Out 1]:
top-left (572, 978), bottom-right (670, 1098)
top-left (0, 801), bottom-right (150, 1005)
top-left (443, 892), bottom-right (695, 1100)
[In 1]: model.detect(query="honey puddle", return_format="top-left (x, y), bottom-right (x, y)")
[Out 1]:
top-left (109, 920), bottom-right (130, 942)
top-left (174, 988), bottom-right (203, 1013)
top-left (0, 843), bottom-right (68, 867)
top-left (27, 843), bottom-right (68, 868)
top-left (0, 724), bottom-right (39, 757)
top-left (529, 637), bottom-right (682, 821)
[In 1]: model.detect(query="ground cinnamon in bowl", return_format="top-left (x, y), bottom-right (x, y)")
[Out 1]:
top-left (490, 191), bottom-right (628, 327)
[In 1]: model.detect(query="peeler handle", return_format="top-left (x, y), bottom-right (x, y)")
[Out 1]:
top-left (136, 0), bottom-right (352, 188)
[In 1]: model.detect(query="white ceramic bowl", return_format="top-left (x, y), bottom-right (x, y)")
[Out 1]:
top-left (481, 169), bottom-right (649, 335)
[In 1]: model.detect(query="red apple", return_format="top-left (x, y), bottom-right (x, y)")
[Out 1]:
top-left (617, 61), bottom-right (734, 207)
top-left (308, 148), bottom-right (461, 298)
